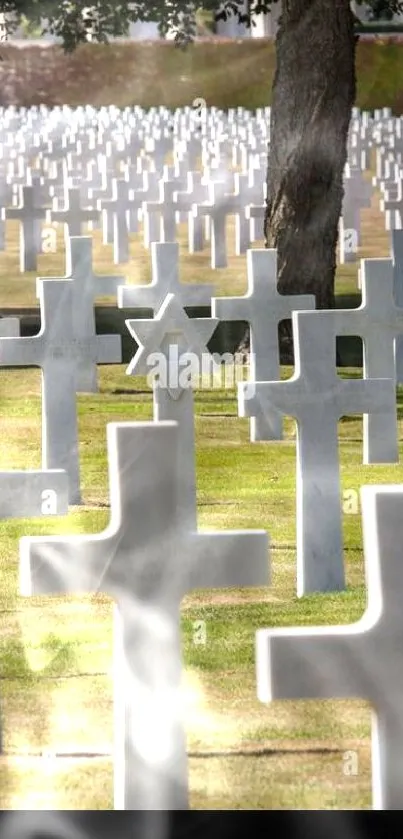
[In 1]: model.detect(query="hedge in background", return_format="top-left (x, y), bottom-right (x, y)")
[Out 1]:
top-left (0, 38), bottom-right (402, 112)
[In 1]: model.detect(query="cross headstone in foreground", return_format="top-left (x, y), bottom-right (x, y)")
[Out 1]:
top-left (118, 242), bottom-right (214, 314)
top-left (0, 318), bottom-right (19, 337)
top-left (212, 249), bottom-right (315, 441)
top-left (256, 484), bottom-right (403, 810)
top-left (238, 310), bottom-right (396, 596)
top-left (41, 236), bottom-right (123, 392)
top-left (20, 421), bottom-right (269, 810)
top-left (0, 280), bottom-right (82, 505)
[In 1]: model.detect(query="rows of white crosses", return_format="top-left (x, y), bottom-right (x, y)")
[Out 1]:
top-left (1, 105), bottom-right (403, 809)
top-left (1, 104), bottom-right (403, 275)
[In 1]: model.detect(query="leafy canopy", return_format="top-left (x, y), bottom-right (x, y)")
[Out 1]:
top-left (0, 0), bottom-right (402, 50)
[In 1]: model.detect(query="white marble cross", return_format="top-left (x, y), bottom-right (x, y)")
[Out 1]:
top-left (382, 189), bottom-right (403, 231)
top-left (146, 132), bottom-right (173, 171)
top-left (125, 291), bottom-right (218, 531)
top-left (246, 203), bottom-right (265, 243)
top-left (41, 236), bottom-right (123, 392)
top-left (213, 250), bottom-right (315, 441)
top-left (348, 127), bottom-right (371, 170)
top-left (138, 172), bottom-right (164, 247)
top-left (0, 280), bottom-right (82, 505)
top-left (339, 217), bottom-right (359, 264)
top-left (0, 318), bottom-right (19, 338)
top-left (330, 258), bottom-right (400, 464)
top-left (98, 179), bottom-right (132, 264)
top-left (25, 169), bottom-right (49, 253)
top-left (87, 179), bottom-right (112, 234)
top-left (256, 484), bottom-right (403, 810)
top-left (2, 185), bottom-right (47, 272)
top-left (48, 187), bottom-right (100, 242)
top-left (232, 173), bottom-right (259, 254)
top-left (118, 241), bottom-right (214, 314)
top-left (238, 309), bottom-right (396, 596)
top-left (0, 313), bottom-right (69, 516)
top-left (124, 171), bottom-right (159, 235)
top-left (20, 420), bottom-right (269, 810)
top-left (143, 180), bottom-right (179, 245)
top-left (173, 172), bottom-right (209, 253)
top-left (193, 182), bottom-right (236, 269)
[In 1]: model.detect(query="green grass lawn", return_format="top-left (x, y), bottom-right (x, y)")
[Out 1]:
top-left (0, 170), bottom-right (398, 809)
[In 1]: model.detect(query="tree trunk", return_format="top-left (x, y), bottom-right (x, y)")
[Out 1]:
top-left (264, 0), bottom-right (358, 310)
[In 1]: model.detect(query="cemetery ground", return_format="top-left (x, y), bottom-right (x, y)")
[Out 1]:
top-left (0, 184), bottom-right (399, 810)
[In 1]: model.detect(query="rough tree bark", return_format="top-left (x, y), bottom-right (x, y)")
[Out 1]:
top-left (264, 0), bottom-right (358, 310)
